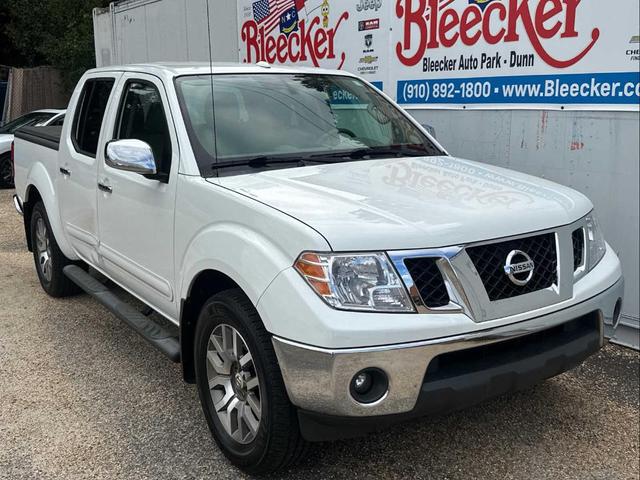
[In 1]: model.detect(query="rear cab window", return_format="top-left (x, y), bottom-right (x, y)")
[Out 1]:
top-left (72, 78), bottom-right (116, 157)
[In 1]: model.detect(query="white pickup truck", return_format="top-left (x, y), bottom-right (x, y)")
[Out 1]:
top-left (12, 63), bottom-right (624, 474)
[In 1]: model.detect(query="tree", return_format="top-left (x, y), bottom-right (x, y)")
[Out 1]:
top-left (1, 0), bottom-right (111, 90)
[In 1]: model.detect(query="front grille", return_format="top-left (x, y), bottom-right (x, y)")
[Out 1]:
top-left (404, 257), bottom-right (450, 308)
top-left (572, 228), bottom-right (585, 270)
top-left (466, 233), bottom-right (558, 301)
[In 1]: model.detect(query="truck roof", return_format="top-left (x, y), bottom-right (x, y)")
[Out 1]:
top-left (88, 62), bottom-right (357, 79)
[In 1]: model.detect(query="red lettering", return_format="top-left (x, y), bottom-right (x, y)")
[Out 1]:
top-left (504, 0), bottom-right (598, 68)
top-left (241, 21), bottom-right (259, 63)
top-left (328, 11), bottom-right (349, 67)
top-left (315, 27), bottom-right (328, 58)
top-left (460, 5), bottom-right (482, 46)
top-left (482, 2), bottom-right (507, 44)
top-left (439, 9), bottom-right (459, 48)
top-left (241, 14), bottom-right (349, 67)
top-left (395, 0), bottom-right (428, 66)
top-left (288, 32), bottom-right (300, 62)
top-left (301, 17), bottom-right (319, 65)
top-left (561, 0), bottom-right (580, 37)
top-left (265, 35), bottom-right (276, 63)
top-left (535, 0), bottom-right (563, 39)
top-left (504, 0), bottom-right (529, 42)
top-left (276, 35), bottom-right (288, 63)
top-left (427, 0), bottom-right (440, 48)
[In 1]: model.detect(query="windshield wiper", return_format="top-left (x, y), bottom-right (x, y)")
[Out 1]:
top-left (211, 155), bottom-right (310, 170)
top-left (310, 144), bottom-right (430, 161)
top-left (211, 145), bottom-right (431, 171)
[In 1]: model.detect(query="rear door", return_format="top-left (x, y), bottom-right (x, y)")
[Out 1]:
top-left (96, 73), bottom-right (179, 319)
top-left (58, 74), bottom-right (120, 263)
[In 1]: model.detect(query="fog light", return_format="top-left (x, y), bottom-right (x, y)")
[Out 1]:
top-left (353, 372), bottom-right (372, 394)
top-left (350, 368), bottom-right (389, 404)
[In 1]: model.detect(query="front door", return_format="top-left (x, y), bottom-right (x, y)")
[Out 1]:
top-left (96, 73), bottom-right (179, 320)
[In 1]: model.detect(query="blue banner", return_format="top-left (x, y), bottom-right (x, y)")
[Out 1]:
top-left (397, 72), bottom-right (640, 106)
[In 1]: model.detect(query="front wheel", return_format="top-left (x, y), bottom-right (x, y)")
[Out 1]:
top-left (194, 289), bottom-right (307, 474)
top-left (30, 201), bottom-right (81, 297)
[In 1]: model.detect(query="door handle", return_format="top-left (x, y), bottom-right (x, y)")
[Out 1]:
top-left (59, 167), bottom-right (71, 176)
top-left (98, 183), bottom-right (113, 194)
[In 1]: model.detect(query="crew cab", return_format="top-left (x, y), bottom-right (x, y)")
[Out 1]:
top-left (0, 109), bottom-right (65, 187)
top-left (12, 63), bottom-right (624, 474)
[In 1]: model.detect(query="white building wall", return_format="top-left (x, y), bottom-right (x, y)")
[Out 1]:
top-left (94, 0), bottom-right (238, 67)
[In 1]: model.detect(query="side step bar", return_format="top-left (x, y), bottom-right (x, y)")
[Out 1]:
top-left (63, 265), bottom-right (181, 362)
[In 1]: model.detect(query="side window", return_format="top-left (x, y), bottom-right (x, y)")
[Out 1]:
top-left (73, 78), bottom-right (115, 157)
top-left (115, 80), bottom-right (172, 174)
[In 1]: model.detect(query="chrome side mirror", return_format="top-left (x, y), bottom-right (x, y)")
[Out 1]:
top-left (421, 124), bottom-right (437, 139)
top-left (105, 139), bottom-right (157, 175)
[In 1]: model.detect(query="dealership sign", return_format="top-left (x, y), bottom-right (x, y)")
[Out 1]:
top-left (237, 0), bottom-right (640, 110)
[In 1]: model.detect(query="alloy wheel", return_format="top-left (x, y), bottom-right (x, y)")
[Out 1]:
top-left (35, 217), bottom-right (52, 282)
top-left (206, 324), bottom-right (262, 444)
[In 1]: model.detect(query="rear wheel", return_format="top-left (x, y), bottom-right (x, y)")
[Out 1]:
top-left (0, 153), bottom-right (13, 188)
top-left (194, 289), bottom-right (307, 474)
top-left (30, 201), bottom-right (80, 297)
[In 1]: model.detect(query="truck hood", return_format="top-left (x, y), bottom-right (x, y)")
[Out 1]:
top-left (212, 156), bottom-right (592, 251)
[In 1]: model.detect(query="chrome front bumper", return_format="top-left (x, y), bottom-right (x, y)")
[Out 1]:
top-left (272, 278), bottom-right (623, 418)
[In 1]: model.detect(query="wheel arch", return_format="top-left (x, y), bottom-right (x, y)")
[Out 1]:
top-left (22, 166), bottom-right (75, 259)
top-left (23, 185), bottom-right (44, 252)
top-left (180, 269), bottom-right (245, 383)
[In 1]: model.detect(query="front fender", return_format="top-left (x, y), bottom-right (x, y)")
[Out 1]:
top-left (179, 222), bottom-right (297, 317)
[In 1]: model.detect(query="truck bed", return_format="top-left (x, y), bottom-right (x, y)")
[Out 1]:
top-left (14, 125), bottom-right (62, 151)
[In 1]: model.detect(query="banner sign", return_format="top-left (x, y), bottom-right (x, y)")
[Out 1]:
top-left (237, 0), bottom-right (640, 110)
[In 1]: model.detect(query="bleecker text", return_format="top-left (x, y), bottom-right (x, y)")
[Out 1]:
top-left (241, 13), bottom-right (349, 68)
top-left (395, 0), bottom-right (600, 69)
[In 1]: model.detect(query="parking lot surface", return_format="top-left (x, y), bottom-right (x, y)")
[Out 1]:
top-left (0, 189), bottom-right (638, 480)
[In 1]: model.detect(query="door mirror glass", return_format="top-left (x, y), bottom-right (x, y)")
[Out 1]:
top-left (105, 139), bottom-right (157, 175)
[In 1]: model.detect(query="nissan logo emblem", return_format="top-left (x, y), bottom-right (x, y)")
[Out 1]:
top-left (504, 250), bottom-right (535, 286)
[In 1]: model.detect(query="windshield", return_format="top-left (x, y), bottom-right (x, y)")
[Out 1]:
top-left (175, 74), bottom-right (442, 175)
top-left (0, 112), bottom-right (57, 134)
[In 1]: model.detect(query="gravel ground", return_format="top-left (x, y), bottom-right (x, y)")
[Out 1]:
top-left (0, 189), bottom-right (638, 480)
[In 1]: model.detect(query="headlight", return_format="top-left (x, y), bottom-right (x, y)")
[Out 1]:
top-left (585, 213), bottom-right (606, 271)
top-left (294, 252), bottom-right (414, 312)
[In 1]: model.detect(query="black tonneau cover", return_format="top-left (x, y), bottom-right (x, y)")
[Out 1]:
top-left (14, 125), bottom-right (62, 151)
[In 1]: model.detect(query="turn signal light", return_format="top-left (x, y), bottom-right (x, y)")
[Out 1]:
top-left (294, 253), bottom-right (331, 297)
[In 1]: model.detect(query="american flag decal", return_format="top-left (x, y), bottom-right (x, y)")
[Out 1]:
top-left (252, 0), bottom-right (297, 35)
top-left (252, 0), bottom-right (271, 23)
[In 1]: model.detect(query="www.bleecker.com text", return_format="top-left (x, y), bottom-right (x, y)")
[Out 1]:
top-left (423, 50), bottom-right (535, 72)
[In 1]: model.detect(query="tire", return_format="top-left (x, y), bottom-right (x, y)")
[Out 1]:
top-left (30, 201), bottom-right (81, 297)
top-left (0, 153), bottom-right (14, 189)
top-left (194, 289), bottom-right (308, 474)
